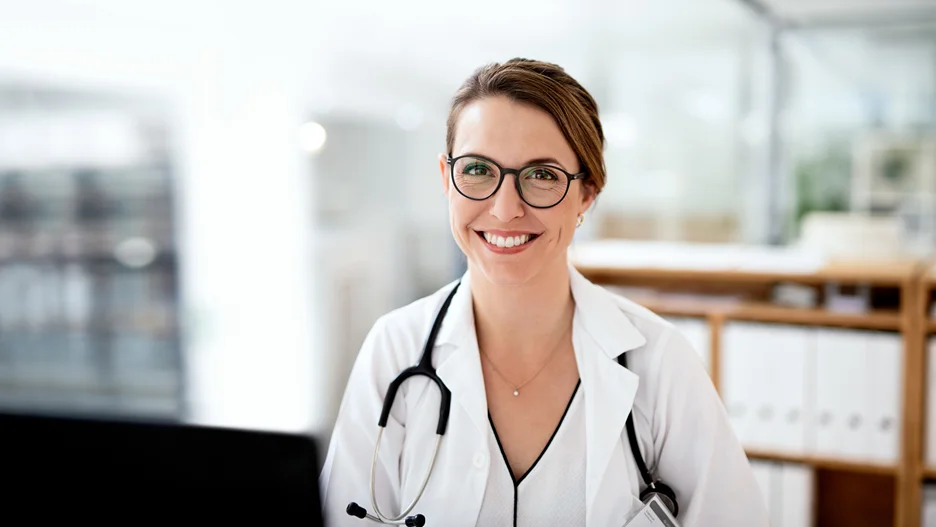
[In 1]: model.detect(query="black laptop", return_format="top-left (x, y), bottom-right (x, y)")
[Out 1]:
top-left (0, 409), bottom-right (325, 523)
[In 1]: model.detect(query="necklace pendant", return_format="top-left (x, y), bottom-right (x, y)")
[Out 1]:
top-left (513, 390), bottom-right (519, 397)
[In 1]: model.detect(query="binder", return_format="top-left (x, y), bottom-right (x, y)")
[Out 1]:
top-left (749, 460), bottom-right (773, 519)
top-left (924, 484), bottom-right (936, 527)
top-left (814, 328), bottom-right (858, 458)
top-left (721, 323), bottom-right (758, 447)
top-left (770, 325), bottom-right (812, 454)
top-left (777, 463), bottom-right (814, 527)
top-left (840, 330), bottom-right (872, 458)
top-left (749, 323), bottom-right (779, 450)
top-left (769, 463), bottom-right (784, 527)
top-left (865, 331), bottom-right (902, 462)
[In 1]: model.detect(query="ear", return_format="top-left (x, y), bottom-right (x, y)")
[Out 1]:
top-left (579, 182), bottom-right (597, 216)
top-left (439, 153), bottom-right (450, 195)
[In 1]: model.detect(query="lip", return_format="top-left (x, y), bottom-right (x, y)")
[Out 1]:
top-left (479, 229), bottom-right (540, 237)
top-left (474, 230), bottom-right (539, 255)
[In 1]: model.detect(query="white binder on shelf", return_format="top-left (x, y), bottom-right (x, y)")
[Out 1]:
top-left (777, 463), bottom-right (814, 527)
top-left (748, 461), bottom-right (815, 527)
top-left (749, 323), bottom-right (781, 451)
top-left (865, 331), bottom-right (902, 463)
top-left (814, 328), bottom-right (859, 458)
top-left (924, 484), bottom-right (936, 527)
top-left (770, 325), bottom-right (812, 455)
top-left (841, 329), bottom-right (872, 459)
top-left (749, 460), bottom-right (773, 519)
top-left (927, 337), bottom-right (936, 466)
top-left (721, 322), bottom-right (758, 448)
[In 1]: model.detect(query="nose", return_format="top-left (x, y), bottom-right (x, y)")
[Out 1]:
top-left (488, 174), bottom-right (525, 222)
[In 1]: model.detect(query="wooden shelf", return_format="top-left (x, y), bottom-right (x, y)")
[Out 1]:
top-left (745, 449), bottom-right (897, 476)
top-left (927, 319), bottom-right (936, 333)
top-left (923, 467), bottom-right (936, 480)
top-left (577, 258), bottom-right (917, 287)
top-left (633, 297), bottom-right (902, 331)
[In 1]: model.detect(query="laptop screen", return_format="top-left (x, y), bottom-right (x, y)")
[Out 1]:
top-left (0, 409), bottom-right (325, 523)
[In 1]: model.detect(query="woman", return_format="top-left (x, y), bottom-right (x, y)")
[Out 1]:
top-left (320, 58), bottom-right (769, 527)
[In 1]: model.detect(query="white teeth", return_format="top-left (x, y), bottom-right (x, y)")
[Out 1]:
top-left (482, 232), bottom-right (533, 248)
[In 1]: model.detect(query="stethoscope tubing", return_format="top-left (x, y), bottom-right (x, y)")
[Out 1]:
top-left (369, 428), bottom-right (443, 523)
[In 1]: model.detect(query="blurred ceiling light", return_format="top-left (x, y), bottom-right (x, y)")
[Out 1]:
top-left (603, 113), bottom-right (638, 149)
top-left (298, 121), bottom-right (327, 153)
top-left (396, 103), bottom-right (423, 131)
top-left (114, 237), bottom-right (158, 268)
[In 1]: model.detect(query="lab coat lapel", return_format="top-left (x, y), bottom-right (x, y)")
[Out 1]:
top-left (569, 266), bottom-right (647, 526)
top-left (433, 270), bottom-right (489, 440)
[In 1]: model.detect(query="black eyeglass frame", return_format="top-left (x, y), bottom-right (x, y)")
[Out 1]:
top-left (446, 154), bottom-right (589, 209)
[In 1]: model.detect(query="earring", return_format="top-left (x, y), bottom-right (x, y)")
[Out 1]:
top-left (576, 214), bottom-right (585, 228)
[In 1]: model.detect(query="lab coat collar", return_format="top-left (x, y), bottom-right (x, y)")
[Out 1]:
top-left (433, 264), bottom-right (648, 526)
top-left (433, 270), bottom-right (489, 437)
top-left (567, 263), bottom-right (647, 356)
top-left (433, 264), bottom-right (646, 354)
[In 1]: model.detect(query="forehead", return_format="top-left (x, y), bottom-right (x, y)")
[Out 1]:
top-left (451, 96), bottom-right (578, 170)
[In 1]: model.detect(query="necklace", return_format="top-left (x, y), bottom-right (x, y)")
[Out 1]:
top-left (480, 328), bottom-right (570, 397)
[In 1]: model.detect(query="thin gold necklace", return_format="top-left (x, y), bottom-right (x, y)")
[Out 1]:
top-left (480, 328), bottom-right (570, 397)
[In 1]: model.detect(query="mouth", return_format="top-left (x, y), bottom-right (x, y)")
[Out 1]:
top-left (475, 231), bottom-right (540, 249)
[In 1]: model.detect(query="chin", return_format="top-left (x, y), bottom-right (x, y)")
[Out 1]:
top-left (467, 238), bottom-right (558, 288)
top-left (473, 260), bottom-right (540, 288)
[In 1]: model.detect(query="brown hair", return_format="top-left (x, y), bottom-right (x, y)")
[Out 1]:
top-left (445, 58), bottom-right (606, 194)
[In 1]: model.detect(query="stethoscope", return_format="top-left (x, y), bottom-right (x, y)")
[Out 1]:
top-left (347, 282), bottom-right (680, 525)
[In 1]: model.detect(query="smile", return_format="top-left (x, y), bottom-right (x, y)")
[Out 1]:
top-left (476, 231), bottom-right (540, 250)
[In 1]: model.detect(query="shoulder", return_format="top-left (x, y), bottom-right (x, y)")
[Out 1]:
top-left (359, 279), bottom-right (461, 369)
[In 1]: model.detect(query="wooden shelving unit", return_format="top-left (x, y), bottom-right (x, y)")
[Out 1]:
top-left (574, 253), bottom-right (923, 527)
top-left (745, 448), bottom-right (898, 476)
top-left (916, 264), bottom-right (936, 519)
top-left (632, 297), bottom-right (903, 331)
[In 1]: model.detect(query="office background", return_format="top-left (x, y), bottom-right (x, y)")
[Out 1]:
top-left (1, 0), bottom-right (935, 525)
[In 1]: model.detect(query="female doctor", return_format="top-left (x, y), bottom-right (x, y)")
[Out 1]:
top-left (319, 58), bottom-right (769, 527)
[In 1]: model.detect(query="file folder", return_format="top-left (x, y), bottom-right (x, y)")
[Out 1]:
top-left (865, 331), bottom-right (901, 462)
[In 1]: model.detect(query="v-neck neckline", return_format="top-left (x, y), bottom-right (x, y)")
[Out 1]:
top-left (488, 379), bottom-right (582, 487)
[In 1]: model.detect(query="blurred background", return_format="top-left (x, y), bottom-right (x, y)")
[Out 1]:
top-left (2, 0), bottom-right (936, 524)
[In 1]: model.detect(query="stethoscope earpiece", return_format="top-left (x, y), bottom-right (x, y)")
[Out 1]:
top-left (347, 503), bottom-right (368, 519)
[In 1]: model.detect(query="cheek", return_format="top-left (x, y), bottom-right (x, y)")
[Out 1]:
top-left (542, 207), bottom-right (578, 239)
top-left (448, 195), bottom-right (483, 233)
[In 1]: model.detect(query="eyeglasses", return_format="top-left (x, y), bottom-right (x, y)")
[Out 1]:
top-left (447, 154), bottom-right (588, 209)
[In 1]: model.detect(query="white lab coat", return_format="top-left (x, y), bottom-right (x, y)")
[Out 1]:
top-left (320, 265), bottom-right (769, 526)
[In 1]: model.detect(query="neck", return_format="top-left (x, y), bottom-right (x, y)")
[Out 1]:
top-left (470, 259), bottom-right (575, 365)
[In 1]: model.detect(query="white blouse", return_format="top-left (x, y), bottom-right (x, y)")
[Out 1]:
top-left (476, 381), bottom-right (586, 527)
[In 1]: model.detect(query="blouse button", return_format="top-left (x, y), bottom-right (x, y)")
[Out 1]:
top-left (473, 452), bottom-right (487, 469)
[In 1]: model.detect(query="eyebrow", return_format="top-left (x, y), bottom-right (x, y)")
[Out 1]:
top-left (525, 157), bottom-right (563, 166)
top-left (459, 152), bottom-right (567, 169)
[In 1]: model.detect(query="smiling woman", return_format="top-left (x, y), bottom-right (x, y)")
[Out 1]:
top-left (320, 58), bottom-right (770, 527)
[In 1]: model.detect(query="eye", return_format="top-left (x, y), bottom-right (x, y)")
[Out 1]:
top-left (464, 163), bottom-right (493, 176)
top-left (528, 168), bottom-right (558, 181)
